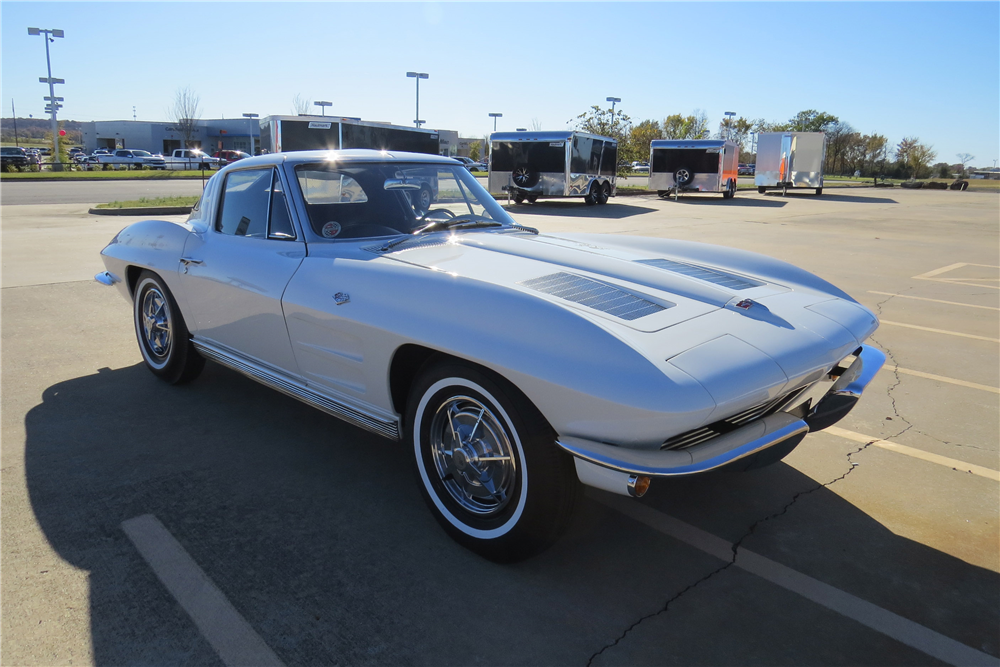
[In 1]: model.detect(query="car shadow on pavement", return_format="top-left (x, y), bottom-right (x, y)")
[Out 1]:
top-left (501, 200), bottom-right (658, 219)
top-left (23, 364), bottom-right (1000, 665)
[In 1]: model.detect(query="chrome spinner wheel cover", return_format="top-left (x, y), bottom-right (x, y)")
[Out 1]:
top-left (140, 287), bottom-right (172, 359)
top-left (429, 395), bottom-right (517, 516)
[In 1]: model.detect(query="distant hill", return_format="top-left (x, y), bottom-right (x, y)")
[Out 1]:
top-left (0, 117), bottom-right (84, 144)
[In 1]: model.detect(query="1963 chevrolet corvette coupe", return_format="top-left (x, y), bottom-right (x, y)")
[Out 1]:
top-left (97, 150), bottom-right (884, 561)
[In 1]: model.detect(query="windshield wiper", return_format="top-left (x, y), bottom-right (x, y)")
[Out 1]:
top-left (378, 216), bottom-right (504, 252)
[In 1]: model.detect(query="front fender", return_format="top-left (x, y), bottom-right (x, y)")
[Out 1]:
top-left (99, 218), bottom-right (193, 306)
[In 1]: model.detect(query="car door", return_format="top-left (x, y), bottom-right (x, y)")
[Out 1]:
top-left (176, 166), bottom-right (306, 377)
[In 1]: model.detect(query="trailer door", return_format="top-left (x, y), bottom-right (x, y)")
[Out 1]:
top-left (779, 134), bottom-right (793, 182)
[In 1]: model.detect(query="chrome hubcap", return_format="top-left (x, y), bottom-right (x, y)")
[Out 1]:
top-left (429, 395), bottom-right (516, 516)
top-left (141, 287), bottom-right (171, 358)
top-left (512, 167), bottom-right (528, 185)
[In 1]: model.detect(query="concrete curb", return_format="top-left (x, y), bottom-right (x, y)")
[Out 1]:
top-left (89, 206), bottom-right (193, 216)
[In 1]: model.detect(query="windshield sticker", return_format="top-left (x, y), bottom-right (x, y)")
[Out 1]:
top-left (322, 221), bottom-right (342, 238)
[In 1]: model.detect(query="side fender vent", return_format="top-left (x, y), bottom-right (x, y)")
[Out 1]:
top-left (520, 272), bottom-right (669, 321)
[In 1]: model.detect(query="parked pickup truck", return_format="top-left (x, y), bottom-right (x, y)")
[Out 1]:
top-left (163, 149), bottom-right (222, 170)
top-left (86, 149), bottom-right (167, 170)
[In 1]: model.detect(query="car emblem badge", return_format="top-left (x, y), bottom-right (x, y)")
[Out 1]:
top-left (735, 299), bottom-right (754, 310)
top-left (333, 292), bottom-right (350, 306)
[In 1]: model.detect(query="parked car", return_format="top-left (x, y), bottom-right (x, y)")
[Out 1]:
top-left (452, 156), bottom-right (486, 172)
top-left (630, 161), bottom-right (650, 174)
top-left (163, 149), bottom-right (222, 170)
top-left (212, 150), bottom-right (251, 165)
top-left (739, 163), bottom-right (756, 176)
top-left (86, 149), bottom-right (167, 170)
top-left (96, 150), bottom-right (884, 562)
top-left (1, 146), bottom-right (31, 170)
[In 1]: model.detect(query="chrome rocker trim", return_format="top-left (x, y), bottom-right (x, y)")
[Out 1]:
top-left (192, 341), bottom-right (401, 441)
top-left (557, 412), bottom-right (809, 477)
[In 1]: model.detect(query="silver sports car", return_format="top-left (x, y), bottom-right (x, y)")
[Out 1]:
top-left (97, 150), bottom-right (884, 561)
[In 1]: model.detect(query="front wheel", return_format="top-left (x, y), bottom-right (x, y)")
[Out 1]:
top-left (815, 187), bottom-right (823, 196)
top-left (407, 361), bottom-right (579, 562)
top-left (758, 186), bottom-right (767, 194)
top-left (584, 182), bottom-right (600, 206)
top-left (133, 270), bottom-right (204, 384)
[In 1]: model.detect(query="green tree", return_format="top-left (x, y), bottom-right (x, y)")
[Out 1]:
top-left (574, 105), bottom-right (634, 174)
top-left (627, 119), bottom-right (661, 164)
top-left (788, 109), bottom-right (839, 132)
top-left (717, 116), bottom-right (753, 150)
top-left (895, 137), bottom-right (937, 179)
top-left (662, 111), bottom-right (709, 139)
top-left (468, 141), bottom-right (481, 162)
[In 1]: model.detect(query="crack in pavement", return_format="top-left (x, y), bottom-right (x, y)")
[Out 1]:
top-left (585, 436), bottom-right (886, 667)
top-left (870, 293), bottom-right (915, 442)
top-left (587, 297), bottom-right (923, 666)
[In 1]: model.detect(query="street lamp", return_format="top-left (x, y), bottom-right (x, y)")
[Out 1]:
top-left (314, 100), bottom-right (332, 117)
top-left (488, 112), bottom-right (502, 133)
top-left (406, 72), bottom-right (429, 128)
top-left (28, 27), bottom-right (65, 171)
top-left (606, 96), bottom-right (621, 115)
top-left (242, 113), bottom-right (259, 155)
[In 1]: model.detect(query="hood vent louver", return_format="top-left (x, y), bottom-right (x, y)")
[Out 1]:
top-left (520, 272), bottom-right (669, 321)
top-left (636, 258), bottom-right (763, 291)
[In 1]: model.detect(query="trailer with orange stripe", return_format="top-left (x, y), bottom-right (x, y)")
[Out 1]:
top-left (649, 139), bottom-right (740, 200)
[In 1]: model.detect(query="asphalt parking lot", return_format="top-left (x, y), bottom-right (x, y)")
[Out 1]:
top-left (2, 183), bottom-right (998, 666)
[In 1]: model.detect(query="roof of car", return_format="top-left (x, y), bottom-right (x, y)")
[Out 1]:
top-left (227, 149), bottom-right (458, 170)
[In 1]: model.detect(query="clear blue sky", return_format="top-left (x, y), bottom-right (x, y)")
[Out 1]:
top-left (3, 1), bottom-right (998, 167)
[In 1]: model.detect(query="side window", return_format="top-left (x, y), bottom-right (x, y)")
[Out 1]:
top-left (571, 136), bottom-right (592, 173)
top-left (217, 168), bottom-right (272, 237)
top-left (589, 140), bottom-right (604, 173)
top-left (269, 172), bottom-right (295, 239)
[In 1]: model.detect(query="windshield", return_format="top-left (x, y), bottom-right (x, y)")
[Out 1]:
top-left (133, 151), bottom-right (152, 157)
top-left (295, 162), bottom-right (515, 240)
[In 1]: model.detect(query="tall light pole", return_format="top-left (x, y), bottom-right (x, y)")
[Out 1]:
top-left (242, 113), bottom-right (259, 155)
top-left (606, 96), bottom-right (621, 115)
top-left (314, 100), bottom-right (331, 117)
top-left (488, 112), bottom-right (502, 133)
top-left (28, 27), bottom-right (65, 171)
top-left (724, 111), bottom-right (736, 139)
top-left (406, 72), bottom-right (429, 127)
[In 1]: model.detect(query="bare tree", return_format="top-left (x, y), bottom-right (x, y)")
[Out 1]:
top-left (956, 153), bottom-right (975, 177)
top-left (895, 137), bottom-right (937, 179)
top-left (292, 93), bottom-right (312, 115)
top-left (169, 86), bottom-right (201, 148)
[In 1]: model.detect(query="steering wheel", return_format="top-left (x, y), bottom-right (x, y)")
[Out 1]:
top-left (418, 208), bottom-right (456, 224)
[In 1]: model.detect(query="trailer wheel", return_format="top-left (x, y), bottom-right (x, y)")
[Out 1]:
top-left (674, 167), bottom-right (694, 187)
top-left (722, 179), bottom-right (735, 199)
top-left (758, 186), bottom-right (767, 194)
top-left (511, 166), bottom-right (539, 188)
top-left (596, 182), bottom-right (609, 205)
top-left (584, 182), bottom-right (599, 206)
top-left (815, 187), bottom-right (823, 196)
top-left (526, 195), bottom-right (538, 204)
top-left (513, 192), bottom-right (525, 204)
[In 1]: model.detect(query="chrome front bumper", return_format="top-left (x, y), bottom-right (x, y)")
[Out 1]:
top-left (558, 344), bottom-right (886, 482)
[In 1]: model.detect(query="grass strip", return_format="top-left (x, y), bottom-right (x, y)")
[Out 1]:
top-left (95, 196), bottom-right (201, 209)
top-left (1, 169), bottom-right (214, 181)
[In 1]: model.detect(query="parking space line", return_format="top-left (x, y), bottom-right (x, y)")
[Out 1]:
top-left (594, 493), bottom-right (998, 667)
top-left (868, 291), bottom-right (1000, 312)
top-left (824, 427), bottom-right (1000, 482)
top-left (912, 263), bottom-right (970, 280)
top-left (882, 365), bottom-right (1000, 394)
top-left (121, 514), bottom-right (285, 667)
top-left (878, 320), bottom-right (1000, 343)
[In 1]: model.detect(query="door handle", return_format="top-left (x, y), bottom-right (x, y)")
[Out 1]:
top-left (179, 257), bottom-right (203, 265)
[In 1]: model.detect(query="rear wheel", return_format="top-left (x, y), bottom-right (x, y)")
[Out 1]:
top-left (407, 361), bottom-right (579, 562)
top-left (584, 182), bottom-right (600, 206)
top-left (133, 270), bottom-right (204, 384)
top-left (815, 187), bottom-right (823, 196)
top-left (513, 191), bottom-right (525, 204)
top-left (758, 186), bottom-right (767, 194)
top-left (599, 182), bottom-right (611, 204)
top-left (526, 194), bottom-right (538, 204)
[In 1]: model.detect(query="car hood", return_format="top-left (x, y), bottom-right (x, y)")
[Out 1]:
top-left (376, 230), bottom-right (878, 415)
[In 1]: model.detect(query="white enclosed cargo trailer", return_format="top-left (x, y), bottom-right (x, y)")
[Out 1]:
top-left (754, 132), bottom-right (826, 195)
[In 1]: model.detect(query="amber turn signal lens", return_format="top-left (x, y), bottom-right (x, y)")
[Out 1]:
top-left (627, 474), bottom-right (651, 498)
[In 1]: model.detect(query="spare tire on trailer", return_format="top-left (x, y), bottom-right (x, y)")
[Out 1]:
top-left (511, 166), bottom-right (539, 188)
top-left (674, 167), bottom-right (694, 187)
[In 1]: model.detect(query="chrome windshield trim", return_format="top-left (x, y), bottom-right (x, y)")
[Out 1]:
top-left (556, 413), bottom-right (809, 477)
top-left (192, 340), bottom-right (400, 441)
top-left (833, 345), bottom-right (886, 398)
